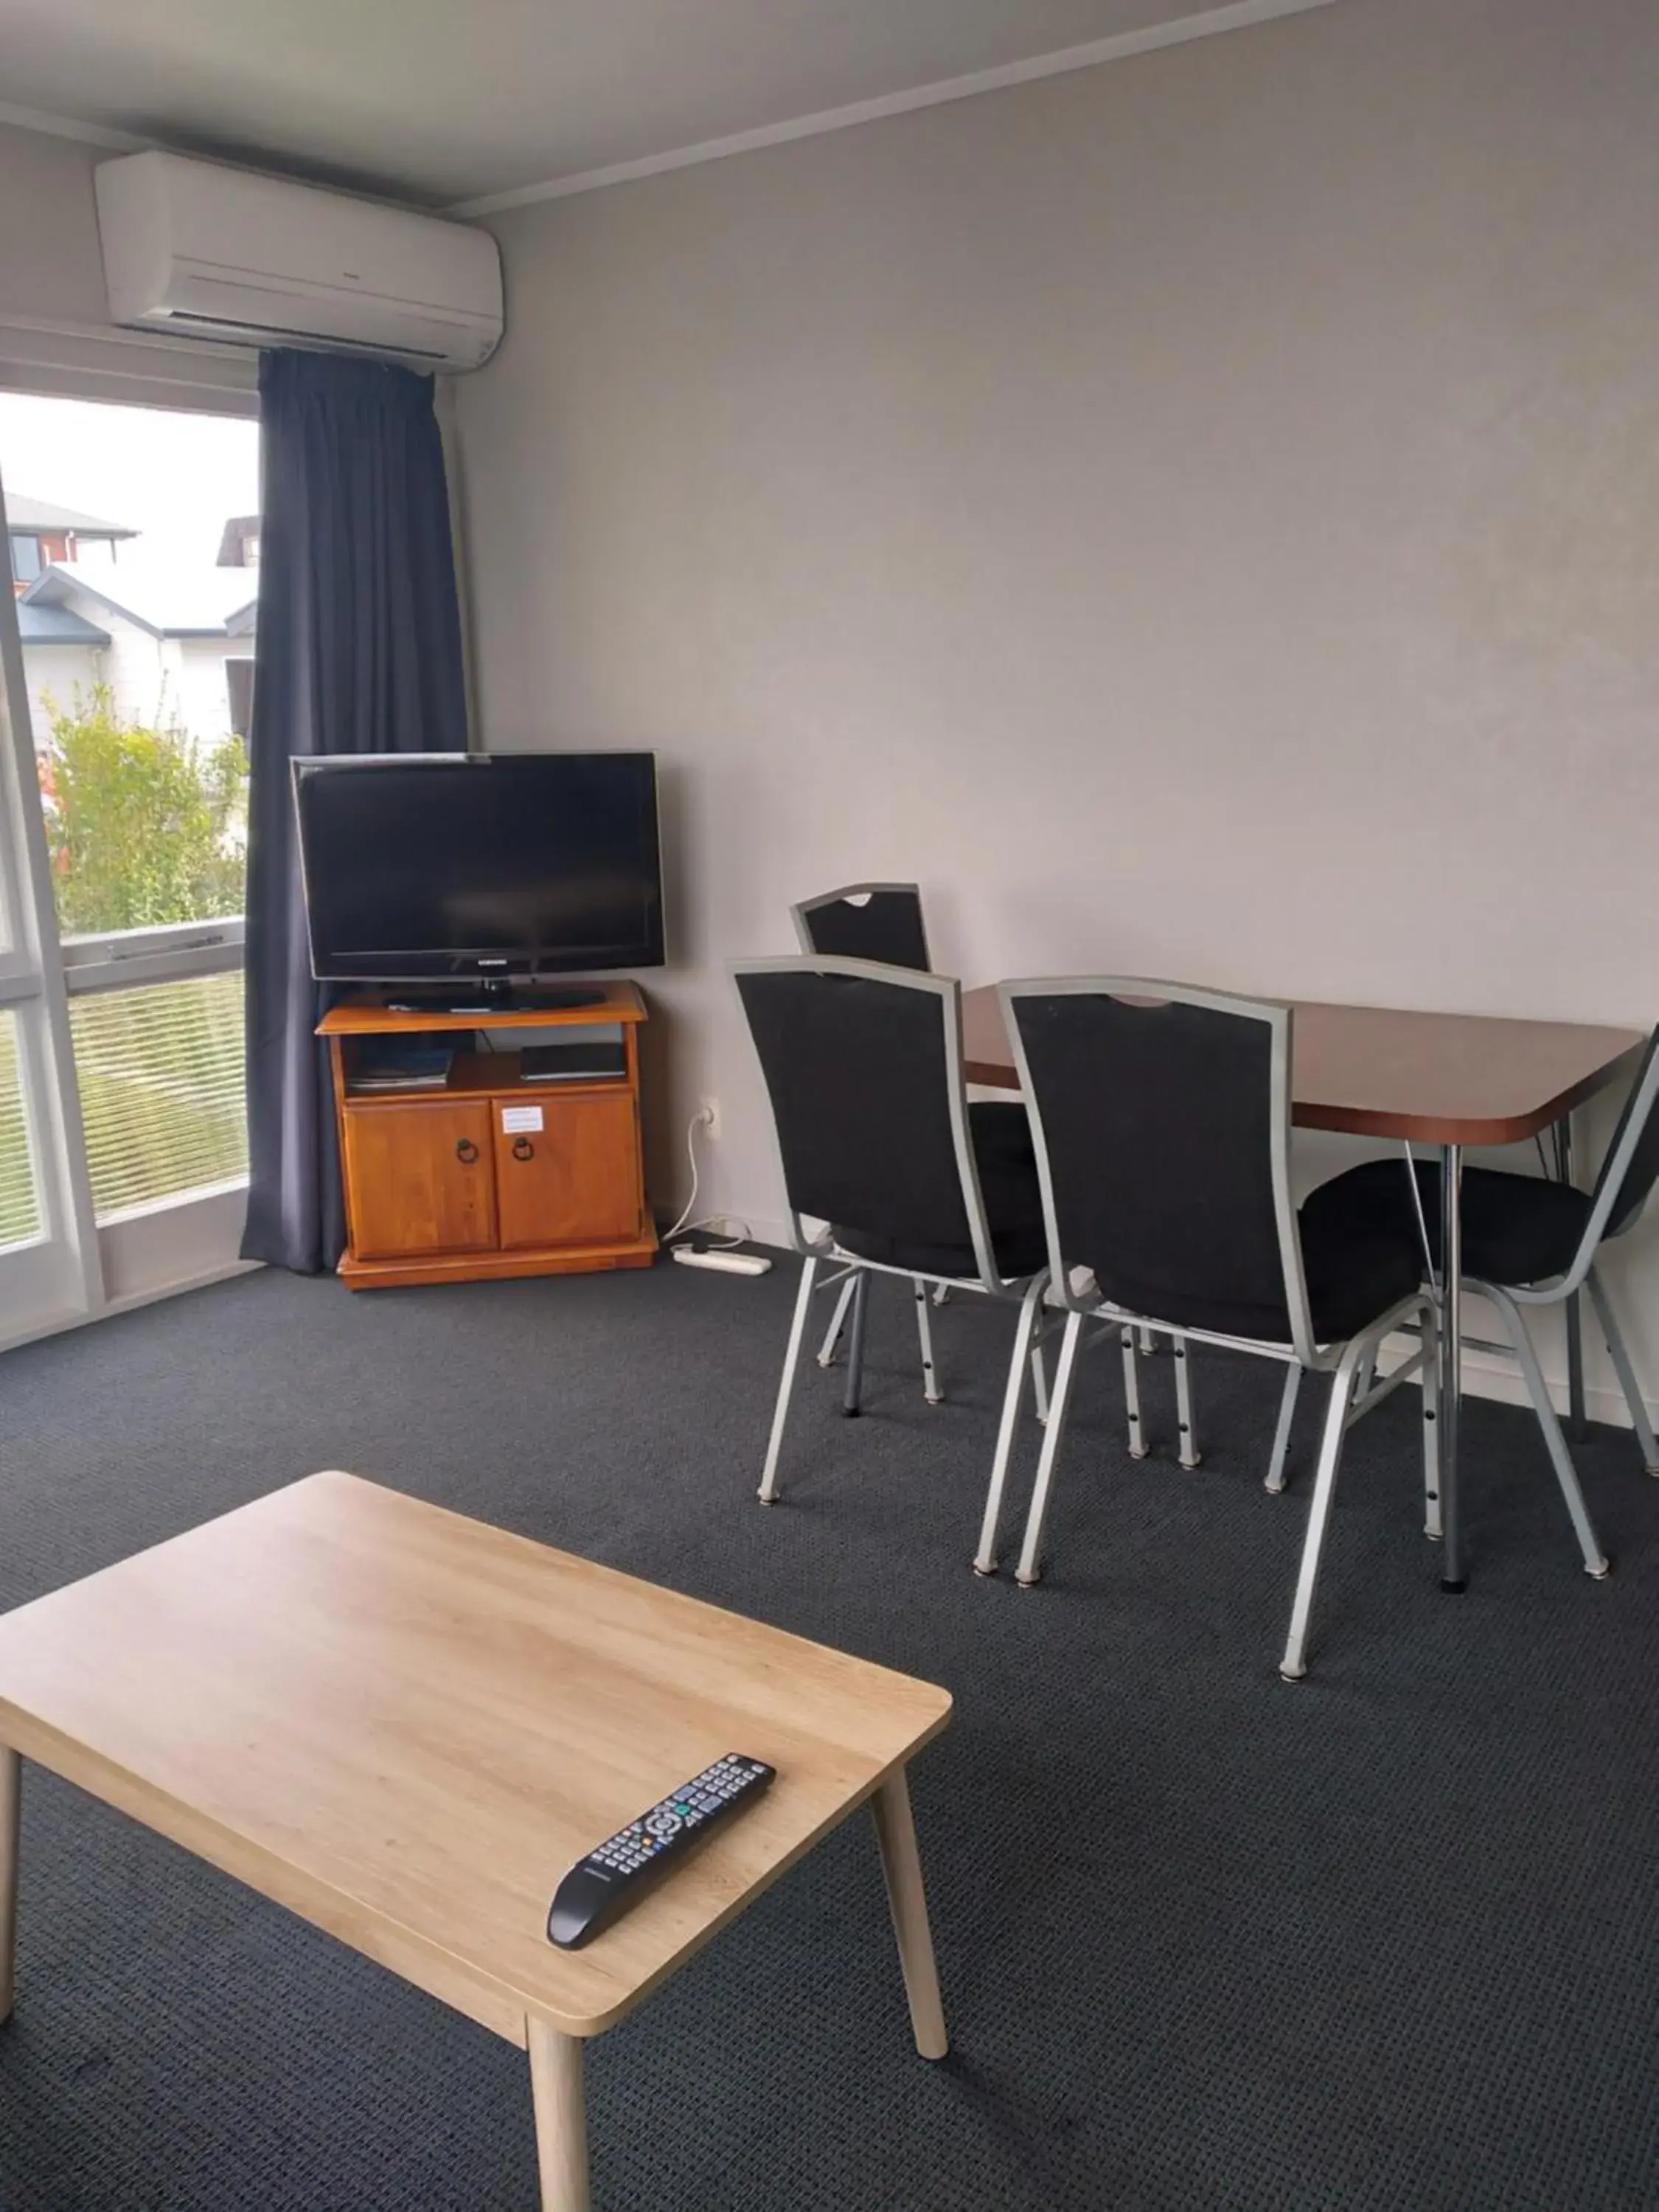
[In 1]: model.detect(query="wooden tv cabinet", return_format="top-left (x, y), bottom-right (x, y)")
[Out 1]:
top-left (318, 986), bottom-right (657, 1290)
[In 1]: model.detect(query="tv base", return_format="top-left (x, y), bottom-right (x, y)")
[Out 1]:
top-left (381, 983), bottom-right (611, 1017)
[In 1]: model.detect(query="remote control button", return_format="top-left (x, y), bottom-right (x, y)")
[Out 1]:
top-left (645, 1810), bottom-right (682, 1838)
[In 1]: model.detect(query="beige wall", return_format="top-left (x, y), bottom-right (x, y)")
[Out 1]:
top-left (455, 0), bottom-right (1659, 1418)
top-left (0, 119), bottom-right (256, 410)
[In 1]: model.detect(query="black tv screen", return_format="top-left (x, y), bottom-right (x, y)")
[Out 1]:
top-left (293, 752), bottom-right (664, 981)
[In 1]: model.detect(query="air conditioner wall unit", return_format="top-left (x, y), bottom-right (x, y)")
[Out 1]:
top-left (94, 152), bottom-right (503, 373)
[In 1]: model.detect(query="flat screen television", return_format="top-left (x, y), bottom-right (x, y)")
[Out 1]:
top-left (293, 752), bottom-right (664, 1007)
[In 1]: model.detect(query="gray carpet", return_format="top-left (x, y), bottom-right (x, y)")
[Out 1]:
top-left (0, 1259), bottom-right (1657, 2211)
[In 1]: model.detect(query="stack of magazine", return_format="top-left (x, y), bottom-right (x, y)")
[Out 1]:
top-left (349, 1034), bottom-right (468, 1093)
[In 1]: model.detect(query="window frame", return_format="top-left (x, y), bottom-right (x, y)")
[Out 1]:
top-left (0, 361), bottom-right (260, 1346)
top-left (60, 916), bottom-right (246, 998)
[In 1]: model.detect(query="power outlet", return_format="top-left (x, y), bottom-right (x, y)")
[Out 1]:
top-left (697, 1098), bottom-right (721, 1141)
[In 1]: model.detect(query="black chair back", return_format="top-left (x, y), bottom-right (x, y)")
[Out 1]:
top-left (792, 884), bottom-right (930, 972)
top-left (734, 958), bottom-right (990, 1276)
top-left (1590, 1025), bottom-right (1659, 1243)
top-left (1004, 979), bottom-right (1309, 1347)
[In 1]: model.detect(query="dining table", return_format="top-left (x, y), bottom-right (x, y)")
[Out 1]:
top-left (960, 986), bottom-right (1647, 1589)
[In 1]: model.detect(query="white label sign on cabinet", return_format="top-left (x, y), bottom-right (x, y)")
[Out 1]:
top-left (501, 1105), bottom-right (543, 1134)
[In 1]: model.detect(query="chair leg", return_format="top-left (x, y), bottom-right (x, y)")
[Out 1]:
top-left (913, 1279), bottom-right (943, 1405)
top-left (973, 1276), bottom-right (1046, 1576)
top-left (1265, 1365), bottom-right (1301, 1495)
top-left (842, 1270), bottom-right (871, 1416)
top-left (1015, 1310), bottom-right (1086, 1587)
top-left (1121, 1327), bottom-right (1147, 1459)
top-left (816, 1276), bottom-right (856, 1369)
top-left (1029, 1341), bottom-right (1049, 1425)
top-left (1279, 1346), bottom-right (1366, 1681)
top-left (1138, 1327), bottom-right (1156, 1357)
top-left (1172, 1336), bottom-right (1200, 1470)
top-left (1586, 1267), bottom-right (1659, 1475)
top-left (1489, 1287), bottom-right (1609, 1578)
top-left (759, 1256), bottom-right (818, 1502)
top-left (1421, 1326), bottom-right (1441, 1538)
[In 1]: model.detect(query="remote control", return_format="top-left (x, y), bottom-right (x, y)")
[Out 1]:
top-left (546, 1755), bottom-right (776, 1950)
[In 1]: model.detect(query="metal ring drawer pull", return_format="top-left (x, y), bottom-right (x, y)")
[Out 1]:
top-left (512, 1135), bottom-right (535, 1161)
top-left (455, 1138), bottom-right (479, 1164)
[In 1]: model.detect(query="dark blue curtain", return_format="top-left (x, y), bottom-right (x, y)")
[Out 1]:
top-left (240, 350), bottom-right (467, 1273)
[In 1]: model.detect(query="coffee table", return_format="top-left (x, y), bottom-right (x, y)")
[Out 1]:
top-left (0, 1473), bottom-right (953, 2209)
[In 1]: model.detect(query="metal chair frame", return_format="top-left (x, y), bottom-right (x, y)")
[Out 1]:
top-left (1329, 1033), bottom-right (1659, 1579)
top-left (999, 975), bottom-right (1436, 1681)
top-left (734, 954), bottom-right (1051, 1571)
top-left (790, 883), bottom-right (932, 971)
top-left (1499, 1032), bottom-right (1659, 1481)
top-left (790, 886), bottom-right (947, 1392)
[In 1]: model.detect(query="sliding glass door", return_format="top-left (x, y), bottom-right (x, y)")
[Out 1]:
top-left (0, 392), bottom-right (259, 1343)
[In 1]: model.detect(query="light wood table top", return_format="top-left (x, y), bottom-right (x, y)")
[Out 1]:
top-left (0, 1472), bottom-right (950, 2042)
top-left (962, 985), bottom-right (1644, 1147)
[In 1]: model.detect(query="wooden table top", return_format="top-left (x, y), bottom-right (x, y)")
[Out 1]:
top-left (0, 1474), bottom-right (950, 2042)
top-left (961, 986), bottom-right (1646, 1147)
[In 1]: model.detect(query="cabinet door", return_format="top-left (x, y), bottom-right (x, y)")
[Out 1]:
top-left (493, 1093), bottom-right (643, 1250)
top-left (342, 1100), bottom-right (497, 1259)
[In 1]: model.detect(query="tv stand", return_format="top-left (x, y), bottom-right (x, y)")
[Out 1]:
top-left (383, 981), bottom-right (610, 1017)
top-left (317, 983), bottom-right (656, 1289)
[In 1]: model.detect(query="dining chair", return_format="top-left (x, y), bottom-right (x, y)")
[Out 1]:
top-left (787, 888), bottom-right (1166, 1446)
top-left (733, 953), bottom-right (1055, 1571)
top-left (790, 882), bottom-right (931, 973)
top-left (790, 884), bottom-right (946, 1389)
top-left (999, 977), bottom-right (1434, 1680)
top-left (1329, 1023), bottom-right (1659, 1566)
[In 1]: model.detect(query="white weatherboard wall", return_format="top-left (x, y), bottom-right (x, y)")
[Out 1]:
top-left (455, 0), bottom-right (1659, 1422)
top-left (19, 644), bottom-right (97, 742)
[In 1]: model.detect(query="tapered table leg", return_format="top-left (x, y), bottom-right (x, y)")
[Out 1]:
top-left (528, 2017), bottom-right (590, 2212)
top-left (870, 1767), bottom-right (947, 2060)
top-left (0, 1747), bottom-right (18, 2023)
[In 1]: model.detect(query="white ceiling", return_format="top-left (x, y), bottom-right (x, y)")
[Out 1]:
top-left (0, 0), bottom-right (1327, 210)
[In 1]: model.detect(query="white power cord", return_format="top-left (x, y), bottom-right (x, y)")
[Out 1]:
top-left (664, 1107), bottom-right (752, 1250)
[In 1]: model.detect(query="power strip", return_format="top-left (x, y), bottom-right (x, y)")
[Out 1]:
top-left (672, 1246), bottom-right (772, 1277)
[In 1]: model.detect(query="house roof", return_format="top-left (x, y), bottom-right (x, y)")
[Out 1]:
top-left (15, 602), bottom-right (111, 647)
top-left (21, 561), bottom-right (258, 639)
top-left (6, 494), bottom-right (138, 540)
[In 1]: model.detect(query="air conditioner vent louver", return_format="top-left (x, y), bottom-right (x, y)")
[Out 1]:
top-left (156, 310), bottom-right (453, 364)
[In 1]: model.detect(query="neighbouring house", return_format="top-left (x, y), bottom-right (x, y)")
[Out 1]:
top-left (18, 560), bottom-right (257, 748)
top-left (216, 515), bottom-right (261, 568)
top-left (7, 493), bottom-right (138, 588)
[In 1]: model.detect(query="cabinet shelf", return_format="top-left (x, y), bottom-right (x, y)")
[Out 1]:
top-left (344, 1051), bottom-right (633, 1106)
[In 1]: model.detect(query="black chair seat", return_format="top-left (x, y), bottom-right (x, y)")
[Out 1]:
top-left (1329, 1157), bottom-right (1592, 1289)
top-left (1091, 1169), bottom-right (1424, 1345)
top-left (835, 1102), bottom-right (1047, 1280)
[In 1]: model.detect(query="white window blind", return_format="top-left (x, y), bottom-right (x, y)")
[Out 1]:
top-left (0, 1012), bottom-right (43, 1249)
top-left (69, 972), bottom-right (247, 1222)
